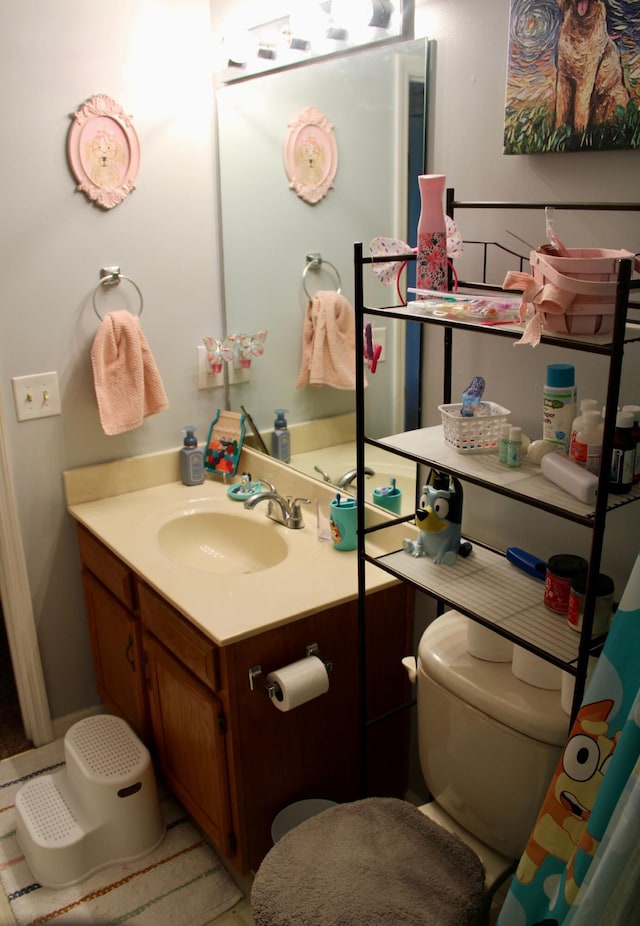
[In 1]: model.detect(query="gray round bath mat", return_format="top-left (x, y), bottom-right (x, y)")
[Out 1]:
top-left (251, 797), bottom-right (485, 926)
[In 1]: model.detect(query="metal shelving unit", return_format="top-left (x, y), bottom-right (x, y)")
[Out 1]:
top-left (354, 197), bottom-right (640, 786)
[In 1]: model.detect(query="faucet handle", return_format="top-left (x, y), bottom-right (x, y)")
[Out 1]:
top-left (288, 496), bottom-right (311, 528)
top-left (289, 496), bottom-right (311, 511)
top-left (314, 465), bottom-right (332, 483)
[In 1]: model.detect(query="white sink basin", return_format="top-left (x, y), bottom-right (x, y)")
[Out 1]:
top-left (157, 511), bottom-right (288, 575)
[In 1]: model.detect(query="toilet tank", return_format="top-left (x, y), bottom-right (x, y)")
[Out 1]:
top-left (417, 610), bottom-right (569, 860)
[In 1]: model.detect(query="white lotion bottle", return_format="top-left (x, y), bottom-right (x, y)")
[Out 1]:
top-left (570, 398), bottom-right (599, 459)
top-left (571, 410), bottom-right (603, 474)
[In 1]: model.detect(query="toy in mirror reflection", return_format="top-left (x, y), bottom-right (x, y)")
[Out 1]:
top-left (329, 494), bottom-right (357, 551)
top-left (403, 468), bottom-right (472, 565)
top-left (372, 477), bottom-right (402, 514)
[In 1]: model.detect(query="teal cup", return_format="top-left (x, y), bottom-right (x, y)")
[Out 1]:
top-left (372, 479), bottom-right (402, 515)
top-left (329, 497), bottom-right (357, 551)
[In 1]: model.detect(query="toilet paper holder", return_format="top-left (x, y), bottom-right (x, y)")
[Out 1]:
top-left (248, 643), bottom-right (333, 696)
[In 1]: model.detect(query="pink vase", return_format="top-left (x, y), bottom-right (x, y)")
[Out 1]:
top-left (416, 174), bottom-right (447, 292)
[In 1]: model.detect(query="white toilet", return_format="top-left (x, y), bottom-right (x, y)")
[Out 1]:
top-left (415, 609), bottom-right (568, 888)
top-left (251, 609), bottom-right (569, 925)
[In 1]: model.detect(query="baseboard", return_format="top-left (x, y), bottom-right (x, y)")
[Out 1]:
top-left (51, 705), bottom-right (106, 741)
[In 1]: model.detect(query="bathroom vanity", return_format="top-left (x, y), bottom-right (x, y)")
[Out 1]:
top-left (66, 449), bottom-right (413, 874)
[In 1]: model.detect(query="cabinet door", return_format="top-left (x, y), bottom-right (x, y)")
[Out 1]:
top-left (143, 630), bottom-right (234, 860)
top-left (81, 570), bottom-right (149, 740)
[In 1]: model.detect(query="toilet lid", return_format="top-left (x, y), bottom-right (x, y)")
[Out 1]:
top-left (418, 611), bottom-right (568, 746)
top-left (252, 798), bottom-right (485, 926)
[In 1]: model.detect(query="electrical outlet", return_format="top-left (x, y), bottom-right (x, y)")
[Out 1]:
top-left (196, 345), bottom-right (224, 389)
top-left (228, 363), bottom-right (250, 385)
top-left (12, 371), bottom-right (62, 421)
top-left (373, 326), bottom-right (386, 362)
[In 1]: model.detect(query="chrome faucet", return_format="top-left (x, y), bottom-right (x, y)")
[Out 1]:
top-left (244, 489), bottom-right (311, 529)
top-left (335, 467), bottom-right (374, 489)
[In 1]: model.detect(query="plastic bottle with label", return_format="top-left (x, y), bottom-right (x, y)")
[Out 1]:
top-left (571, 410), bottom-right (603, 474)
top-left (610, 410), bottom-right (635, 494)
top-left (543, 363), bottom-right (577, 455)
top-left (622, 405), bottom-right (640, 485)
top-left (569, 398), bottom-right (599, 460)
top-left (272, 409), bottom-right (291, 463)
top-left (506, 426), bottom-right (522, 467)
top-left (179, 426), bottom-right (204, 486)
top-left (498, 421), bottom-right (511, 464)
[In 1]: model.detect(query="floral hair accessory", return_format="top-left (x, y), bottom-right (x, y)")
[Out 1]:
top-left (369, 216), bottom-right (463, 303)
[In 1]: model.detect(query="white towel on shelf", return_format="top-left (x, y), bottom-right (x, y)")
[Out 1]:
top-left (90, 310), bottom-right (168, 435)
top-left (296, 290), bottom-right (364, 390)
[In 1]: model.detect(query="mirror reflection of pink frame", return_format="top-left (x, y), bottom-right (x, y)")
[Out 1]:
top-left (284, 106), bottom-right (338, 205)
top-left (67, 94), bottom-right (140, 209)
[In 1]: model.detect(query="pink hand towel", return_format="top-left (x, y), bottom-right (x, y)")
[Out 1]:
top-left (296, 290), bottom-right (365, 390)
top-left (91, 310), bottom-right (169, 435)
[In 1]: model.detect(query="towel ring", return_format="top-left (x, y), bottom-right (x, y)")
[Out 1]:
top-left (92, 266), bottom-right (144, 320)
top-left (302, 252), bottom-right (342, 300)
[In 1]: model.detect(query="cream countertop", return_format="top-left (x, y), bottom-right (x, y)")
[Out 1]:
top-left (65, 447), bottom-right (413, 647)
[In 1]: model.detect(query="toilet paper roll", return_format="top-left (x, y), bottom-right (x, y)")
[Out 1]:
top-left (512, 646), bottom-right (562, 690)
top-left (267, 656), bottom-right (330, 712)
top-left (466, 621), bottom-right (513, 662)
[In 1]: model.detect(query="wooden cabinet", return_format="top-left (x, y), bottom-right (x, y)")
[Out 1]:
top-left (142, 629), bottom-right (234, 856)
top-left (78, 526), bottom-right (148, 742)
top-left (137, 580), bottom-right (234, 856)
top-left (76, 522), bottom-right (412, 874)
top-left (221, 581), bottom-right (414, 871)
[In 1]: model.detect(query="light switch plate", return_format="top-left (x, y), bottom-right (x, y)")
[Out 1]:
top-left (12, 371), bottom-right (61, 421)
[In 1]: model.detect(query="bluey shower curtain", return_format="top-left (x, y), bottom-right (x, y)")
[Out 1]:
top-left (497, 553), bottom-right (640, 926)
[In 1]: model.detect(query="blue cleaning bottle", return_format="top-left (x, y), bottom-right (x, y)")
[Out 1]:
top-left (180, 426), bottom-right (204, 486)
top-left (272, 409), bottom-right (291, 463)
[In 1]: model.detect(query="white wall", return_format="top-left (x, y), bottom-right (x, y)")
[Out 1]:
top-left (415, 0), bottom-right (640, 595)
top-left (0, 0), bottom-right (224, 718)
top-left (1, 0), bottom-right (638, 724)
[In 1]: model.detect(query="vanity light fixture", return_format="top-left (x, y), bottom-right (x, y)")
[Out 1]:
top-left (218, 0), bottom-right (413, 83)
top-left (222, 30), bottom-right (253, 69)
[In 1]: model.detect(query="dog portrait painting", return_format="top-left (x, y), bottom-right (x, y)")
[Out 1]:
top-left (504, 0), bottom-right (639, 153)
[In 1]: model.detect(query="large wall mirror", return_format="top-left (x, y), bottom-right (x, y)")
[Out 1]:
top-left (216, 37), bottom-right (428, 504)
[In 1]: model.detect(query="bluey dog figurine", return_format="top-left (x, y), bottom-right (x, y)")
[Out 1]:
top-left (403, 469), bottom-right (472, 565)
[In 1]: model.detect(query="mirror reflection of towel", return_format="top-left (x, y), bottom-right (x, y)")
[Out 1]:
top-left (296, 290), bottom-right (365, 390)
top-left (90, 310), bottom-right (168, 435)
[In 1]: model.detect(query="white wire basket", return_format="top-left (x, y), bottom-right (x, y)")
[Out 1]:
top-left (438, 402), bottom-right (510, 454)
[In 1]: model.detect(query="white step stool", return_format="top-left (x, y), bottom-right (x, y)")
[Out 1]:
top-left (15, 715), bottom-right (165, 888)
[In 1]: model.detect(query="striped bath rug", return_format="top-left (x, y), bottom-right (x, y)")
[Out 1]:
top-left (0, 738), bottom-right (242, 925)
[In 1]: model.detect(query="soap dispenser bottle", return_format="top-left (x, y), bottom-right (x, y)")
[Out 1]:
top-left (180, 426), bottom-right (204, 486)
top-left (272, 409), bottom-right (291, 463)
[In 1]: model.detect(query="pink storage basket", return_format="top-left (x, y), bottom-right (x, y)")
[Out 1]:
top-left (529, 248), bottom-right (638, 335)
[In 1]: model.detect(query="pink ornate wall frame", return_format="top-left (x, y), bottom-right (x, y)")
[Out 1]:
top-left (284, 106), bottom-right (338, 205)
top-left (67, 94), bottom-right (140, 209)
